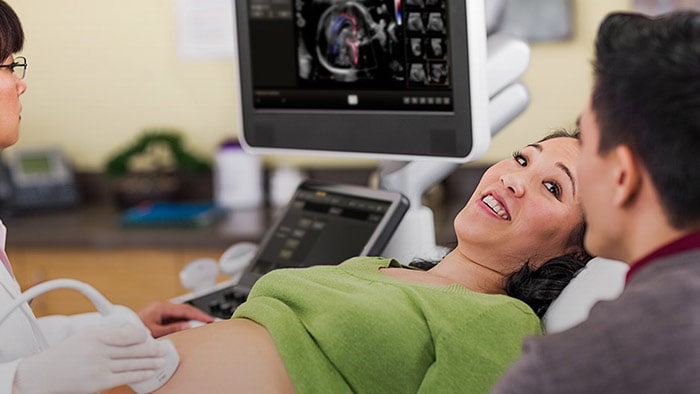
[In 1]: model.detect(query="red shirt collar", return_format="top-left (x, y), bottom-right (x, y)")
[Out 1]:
top-left (626, 230), bottom-right (700, 283)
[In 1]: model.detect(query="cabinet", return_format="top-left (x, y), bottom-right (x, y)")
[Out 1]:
top-left (9, 248), bottom-right (225, 317)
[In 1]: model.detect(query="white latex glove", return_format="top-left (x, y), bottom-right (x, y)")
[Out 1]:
top-left (13, 324), bottom-right (167, 394)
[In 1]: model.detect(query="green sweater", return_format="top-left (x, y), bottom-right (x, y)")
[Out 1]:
top-left (233, 257), bottom-right (543, 393)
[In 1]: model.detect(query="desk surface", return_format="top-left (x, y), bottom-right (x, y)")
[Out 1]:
top-left (2, 201), bottom-right (461, 251)
top-left (2, 202), bottom-right (271, 250)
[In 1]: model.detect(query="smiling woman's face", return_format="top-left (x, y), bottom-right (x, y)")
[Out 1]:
top-left (453, 136), bottom-right (582, 275)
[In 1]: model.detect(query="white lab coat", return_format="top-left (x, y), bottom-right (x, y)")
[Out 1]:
top-left (0, 219), bottom-right (99, 392)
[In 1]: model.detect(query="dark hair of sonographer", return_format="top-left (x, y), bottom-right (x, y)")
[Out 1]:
top-left (0, 1), bottom-right (24, 62)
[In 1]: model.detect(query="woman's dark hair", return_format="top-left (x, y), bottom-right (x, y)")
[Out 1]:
top-left (505, 251), bottom-right (591, 318)
top-left (412, 129), bottom-right (592, 318)
top-left (0, 1), bottom-right (24, 61)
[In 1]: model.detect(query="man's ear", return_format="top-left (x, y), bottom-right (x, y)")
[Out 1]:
top-left (611, 145), bottom-right (642, 207)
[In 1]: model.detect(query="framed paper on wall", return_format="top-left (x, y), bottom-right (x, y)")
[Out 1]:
top-left (633, 0), bottom-right (700, 15)
top-left (496, 0), bottom-right (574, 42)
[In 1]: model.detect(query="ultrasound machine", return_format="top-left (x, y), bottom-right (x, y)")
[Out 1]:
top-left (175, 0), bottom-right (531, 318)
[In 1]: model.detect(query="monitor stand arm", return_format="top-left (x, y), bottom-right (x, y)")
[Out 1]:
top-left (378, 161), bottom-right (458, 263)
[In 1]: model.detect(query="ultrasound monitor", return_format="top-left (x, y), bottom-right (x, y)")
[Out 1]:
top-left (233, 0), bottom-right (489, 161)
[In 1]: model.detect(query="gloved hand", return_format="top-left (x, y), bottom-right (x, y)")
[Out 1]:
top-left (13, 324), bottom-right (168, 394)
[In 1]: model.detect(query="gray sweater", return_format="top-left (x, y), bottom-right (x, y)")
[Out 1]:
top-left (492, 248), bottom-right (700, 394)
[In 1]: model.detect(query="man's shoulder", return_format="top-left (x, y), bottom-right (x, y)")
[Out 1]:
top-left (623, 249), bottom-right (700, 309)
top-left (630, 248), bottom-right (700, 285)
top-left (597, 251), bottom-right (699, 322)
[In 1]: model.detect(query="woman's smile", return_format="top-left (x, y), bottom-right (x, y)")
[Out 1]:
top-left (480, 193), bottom-right (511, 220)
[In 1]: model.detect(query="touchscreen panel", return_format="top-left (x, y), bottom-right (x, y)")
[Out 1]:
top-left (249, 183), bottom-right (402, 275)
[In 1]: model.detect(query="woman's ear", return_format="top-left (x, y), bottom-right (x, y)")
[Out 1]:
top-left (610, 145), bottom-right (642, 207)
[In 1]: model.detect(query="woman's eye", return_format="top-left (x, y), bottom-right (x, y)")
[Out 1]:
top-left (512, 151), bottom-right (527, 167)
top-left (544, 181), bottom-right (561, 199)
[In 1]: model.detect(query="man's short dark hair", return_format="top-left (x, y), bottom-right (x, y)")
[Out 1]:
top-left (591, 11), bottom-right (700, 229)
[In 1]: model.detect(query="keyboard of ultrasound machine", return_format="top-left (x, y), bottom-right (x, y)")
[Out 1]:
top-left (184, 285), bottom-right (250, 319)
top-left (183, 260), bottom-right (297, 319)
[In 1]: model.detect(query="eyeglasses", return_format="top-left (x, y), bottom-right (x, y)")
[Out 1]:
top-left (0, 56), bottom-right (27, 79)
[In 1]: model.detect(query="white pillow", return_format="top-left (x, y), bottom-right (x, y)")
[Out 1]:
top-left (543, 257), bottom-right (629, 333)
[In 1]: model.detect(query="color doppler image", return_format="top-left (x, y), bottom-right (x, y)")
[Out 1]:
top-left (295, 0), bottom-right (449, 87)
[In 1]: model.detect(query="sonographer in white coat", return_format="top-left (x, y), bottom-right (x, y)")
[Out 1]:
top-left (0, 2), bottom-right (213, 392)
top-left (0, 220), bottom-right (169, 394)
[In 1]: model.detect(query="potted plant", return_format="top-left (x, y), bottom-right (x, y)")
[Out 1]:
top-left (105, 129), bottom-right (210, 207)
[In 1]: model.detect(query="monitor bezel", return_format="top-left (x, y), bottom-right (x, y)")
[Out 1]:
top-left (232, 0), bottom-right (489, 162)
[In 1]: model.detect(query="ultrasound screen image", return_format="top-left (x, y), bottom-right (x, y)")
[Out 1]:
top-left (247, 0), bottom-right (452, 110)
top-left (295, 0), bottom-right (449, 87)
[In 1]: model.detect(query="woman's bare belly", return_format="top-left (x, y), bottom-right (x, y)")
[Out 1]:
top-left (152, 318), bottom-right (296, 393)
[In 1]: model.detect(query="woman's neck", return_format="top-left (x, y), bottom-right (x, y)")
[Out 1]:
top-left (427, 249), bottom-right (507, 294)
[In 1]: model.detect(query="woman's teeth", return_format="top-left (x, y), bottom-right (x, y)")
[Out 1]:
top-left (482, 195), bottom-right (510, 220)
